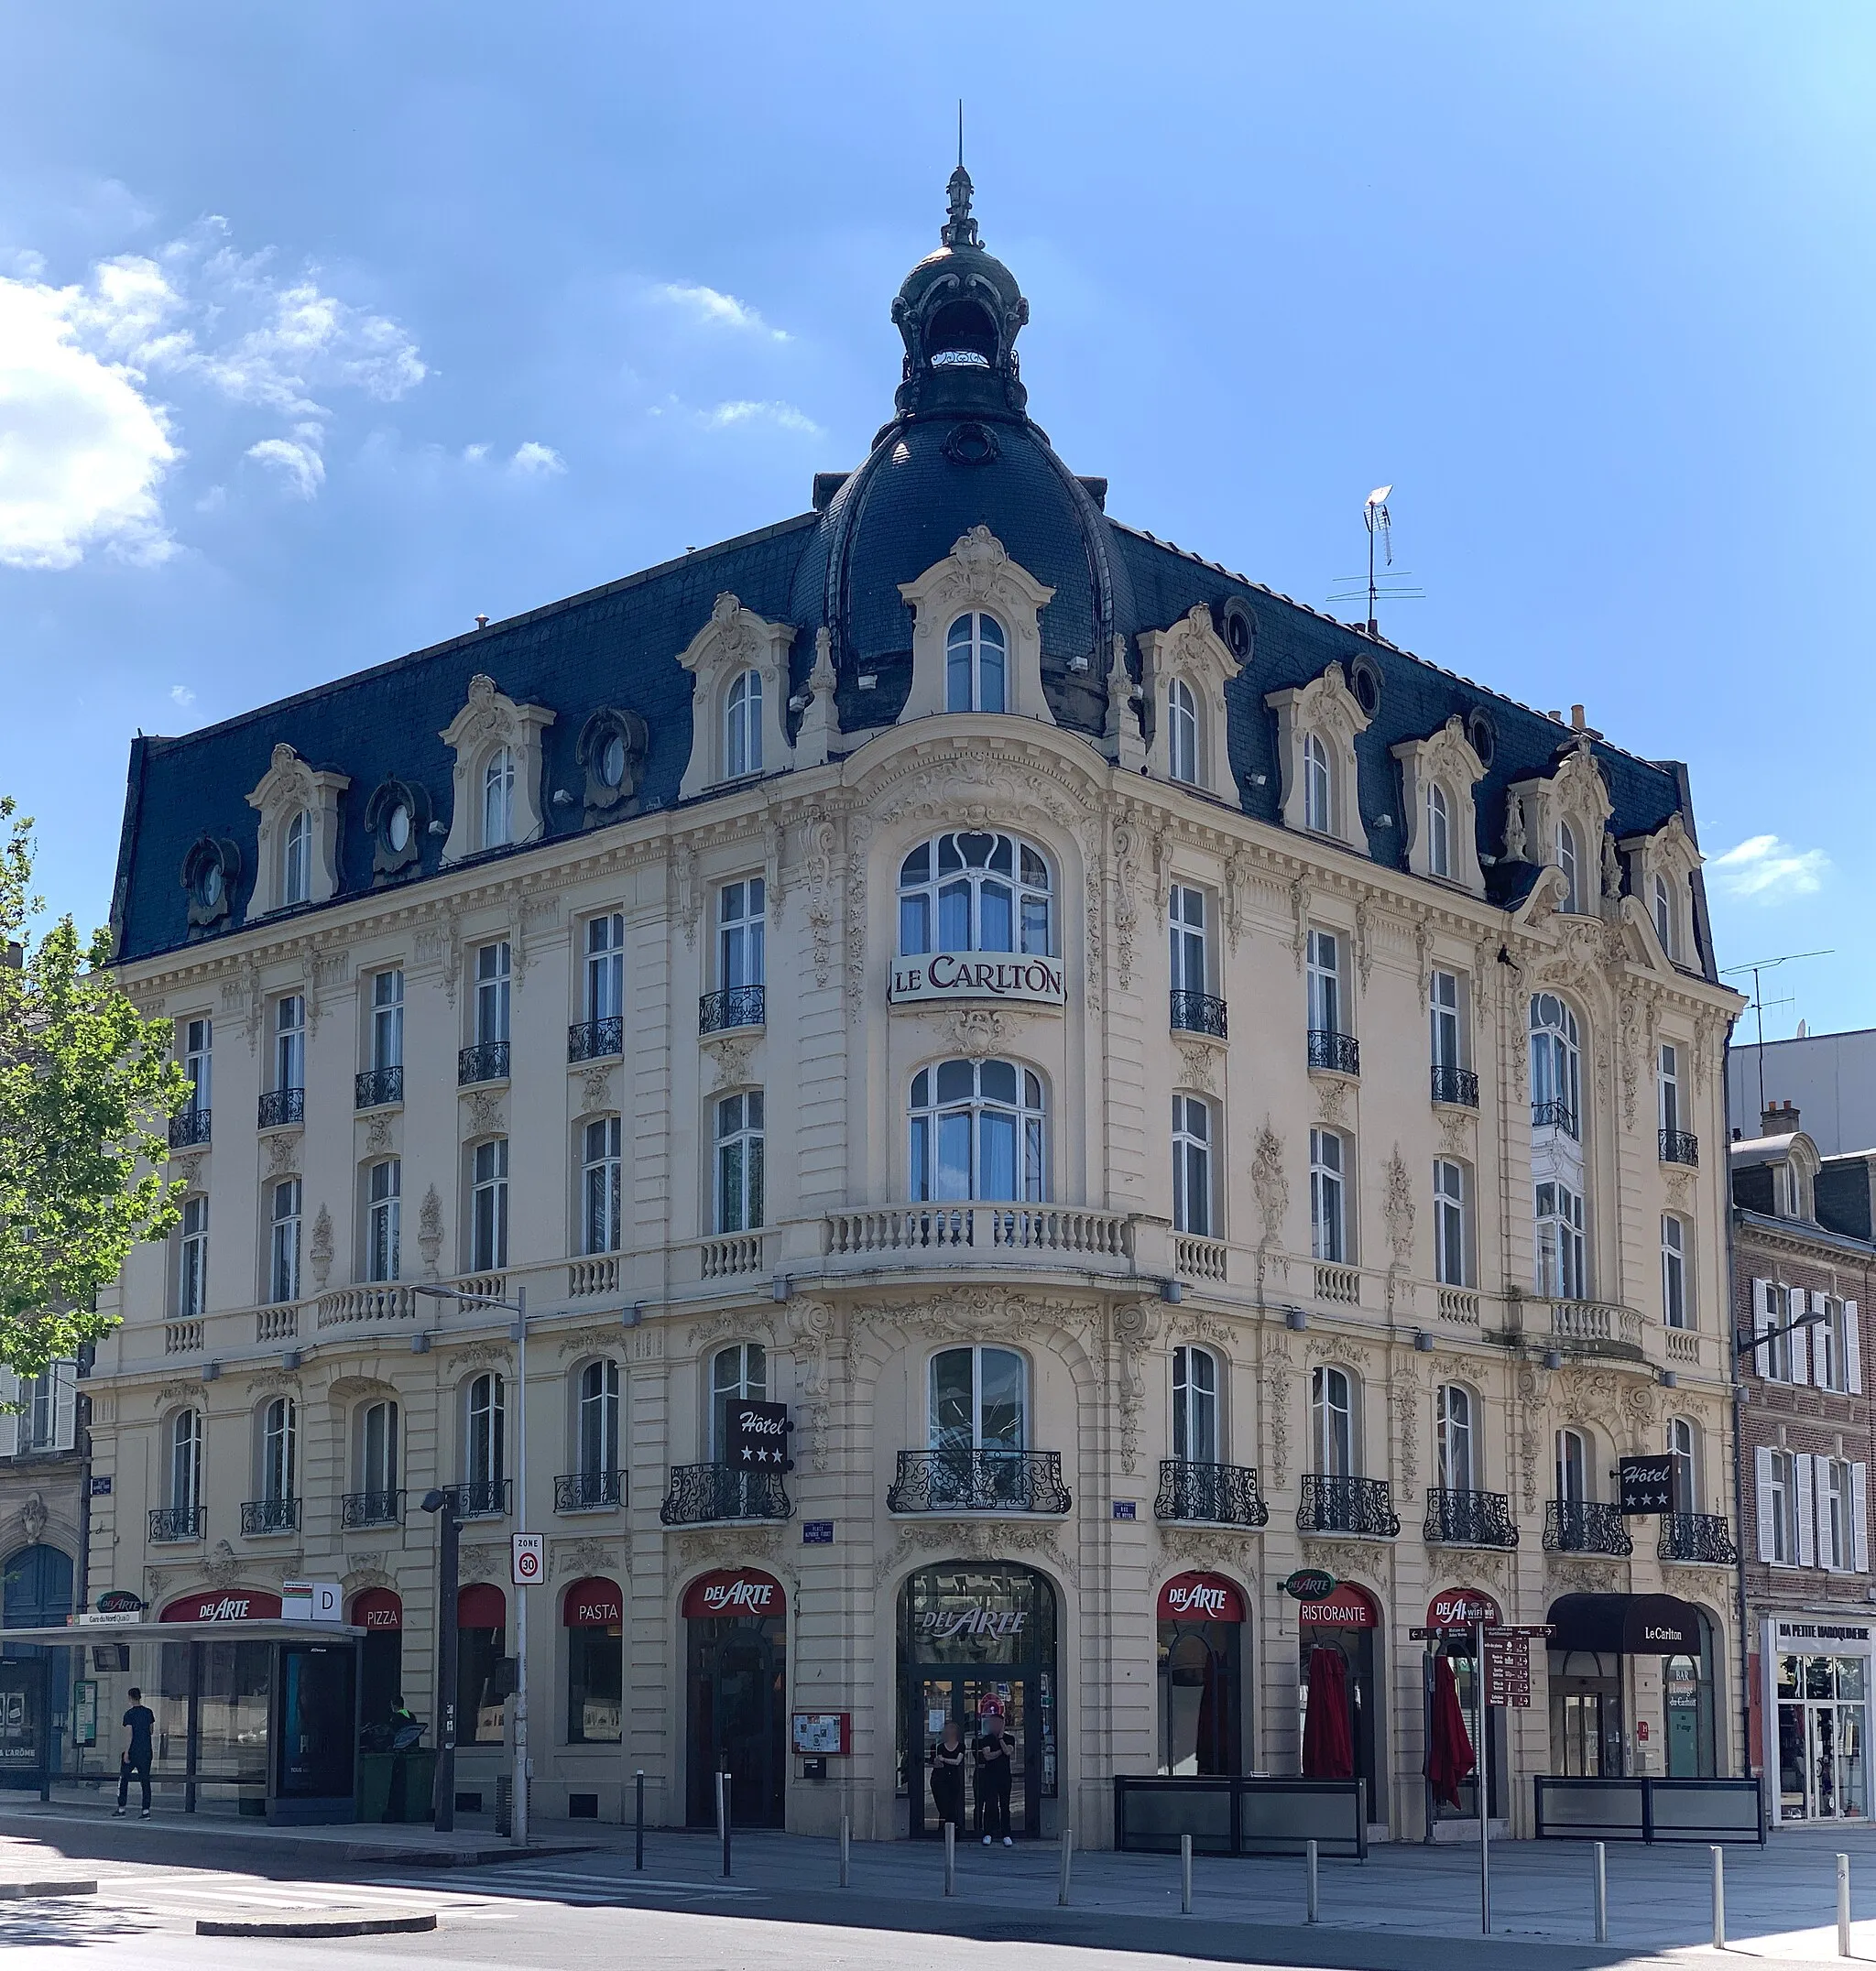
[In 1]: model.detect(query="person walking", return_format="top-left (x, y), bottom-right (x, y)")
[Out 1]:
top-left (975, 1713), bottom-right (1013, 1846)
top-left (930, 1718), bottom-right (966, 1835)
top-left (114, 1687), bottom-right (156, 1819)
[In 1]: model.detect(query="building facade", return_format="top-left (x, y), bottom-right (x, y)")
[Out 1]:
top-left (88, 172), bottom-right (1745, 1840)
top-left (1731, 1106), bottom-right (1876, 1827)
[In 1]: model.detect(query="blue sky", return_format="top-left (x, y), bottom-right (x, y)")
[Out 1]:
top-left (1, 5), bottom-right (1869, 1037)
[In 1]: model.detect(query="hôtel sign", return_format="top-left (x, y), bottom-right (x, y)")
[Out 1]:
top-left (889, 952), bottom-right (1065, 1008)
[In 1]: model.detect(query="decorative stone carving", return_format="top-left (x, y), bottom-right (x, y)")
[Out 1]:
top-left (20, 1493), bottom-right (47, 1545)
top-left (1290, 876), bottom-right (1311, 972)
top-left (803, 811), bottom-right (838, 989)
top-left (933, 1007), bottom-right (1009, 1059)
top-left (787, 1297), bottom-right (836, 1474)
top-left (1174, 1040), bottom-right (1217, 1095)
top-left (1382, 1148), bottom-right (1415, 1267)
top-left (464, 1089), bottom-right (505, 1136)
top-left (437, 675), bottom-right (556, 866)
top-left (309, 1206), bottom-right (333, 1290)
top-left (364, 1110), bottom-right (393, 1156)
top-left (873, 1518), bottom-right (1077, 1588)
top-left (1112, 1299), bottom-right (1161, 1476)
top-left (419, 1185), bottom-right (443, 1276)
top-left (1156, 1529), bottom-right (1261, 1578)
top-left (202, 1539), bottom-right (241, 1587)
top-left (794, 627), bottom-right (843, 768)
top-left (460, 1544), bottom-right (504, 1581)
top-left (265, 1130), bottom-right (301, 1177)
top-left (1252, 1121), bottom-right (1288, 1259)
top-left (1102, 634), bottom-right (1146, 773)
top-left (1314, 1076), bottom-right (1350, 1127)
top-left (1111, 822), bottom-right (1141, 990)
top-left (1260, 1334), bottom-right (1293, 1491)
top-left (670, 1524), bottom-right (786, 1576)
top-left (578, 1063), bottom-right (616, 1113)
top-left (552, 1537), bottom-right (626, 1580)
top-left (704, 1038), bottom-right (757, 1092)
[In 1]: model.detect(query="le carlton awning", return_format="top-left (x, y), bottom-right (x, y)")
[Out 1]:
top-left (1546, 1594), bottom-right (1703, 1655)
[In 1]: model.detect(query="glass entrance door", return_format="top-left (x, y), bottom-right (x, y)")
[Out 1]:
top-left (1778, 1652), bottom-right (1870, 1821)
top-left (686, 1616), bottom-right (787, 1828)
top-left (909, 1674), bottom-right (1033, 1836)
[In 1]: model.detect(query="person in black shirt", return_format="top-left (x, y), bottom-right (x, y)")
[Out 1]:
top-left (974, 1715), bottom-right (1013, 1846)
top-left (114, 1688), bottom-right (155, 1818)
top-left (929, 1719), bottom-right (966, 1834)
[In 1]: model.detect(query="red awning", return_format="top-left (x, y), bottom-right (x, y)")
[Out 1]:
top-left (681, 1569), bottom-right (784, 1619)
top-left (160, 1590), bottom-right (283, 1623)
top-left (351, 1588), bottom-right (402, 1633)
top-left (563, 1577), bottom-right (624, 1628)
top-left (1299, 1584), bottom-right (1379, 1629)
top-left (458, 1583), bottom-right (506, 1628)
top-left (1157, 1572), bottom-right (1247, 1623)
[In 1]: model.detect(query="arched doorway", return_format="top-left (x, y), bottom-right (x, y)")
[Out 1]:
top-left (682, 1570), bottom-right (786, 1829)
top-left (1665, 1607), bottom-right (1718, 1779)
top-left (1156, 1573), bottom-right (1247, 1775)
top-left (349, 1590), bottom-right (403, 1736)
top-left (898, 1563), bottom-right (1059, 1839)
top-left (1298, 1584), bottom-right (1381, 1820)
top-left (3, 1546), bottom-right (73, 1776)
top-left (1423, 1586), bottom-right (1506, 1823)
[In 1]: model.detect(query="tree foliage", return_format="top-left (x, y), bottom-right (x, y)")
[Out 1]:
top-left (0, 800), bottom-right (188, 1374)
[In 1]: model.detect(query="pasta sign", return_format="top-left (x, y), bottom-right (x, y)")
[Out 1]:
top-left (889, 953), bottom-right (1065, 1008)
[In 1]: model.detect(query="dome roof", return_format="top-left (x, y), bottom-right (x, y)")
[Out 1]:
top-left (790, 168), bottom-right (1135, 736)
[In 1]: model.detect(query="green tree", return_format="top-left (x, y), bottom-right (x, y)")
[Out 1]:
top-left (0, 800), bottom-right (188, 1375)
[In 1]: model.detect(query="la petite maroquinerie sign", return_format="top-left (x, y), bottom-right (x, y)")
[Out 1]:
top-left (889, 953), bottom-right (1065, 1008)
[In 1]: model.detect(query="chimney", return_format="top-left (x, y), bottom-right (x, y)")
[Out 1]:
top-left (1762, 1099), bottom-right (1801, 1138)
top-left (1570, 704), bottom-right (1587, 731)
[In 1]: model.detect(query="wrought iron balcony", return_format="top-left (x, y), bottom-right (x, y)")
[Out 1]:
top-left (568, 1016), bottom-right (625, 1063)
top-left (1297, 1474), bottom-right (1399, 1538)
top-left (1658, 1510), bottom-right (1738, 1565)
top-left (457, 1040), bottom-right (510, 1085)
top-left (1170, 990), bottom-right (1228, 1040)
top-left (169, 1106), bottom-right (212, 1149)
top-left (1544, 1499), bottom-right (1633, 1555)
top-left (455, 1477), bottom-right (512, 1519)
top-left (1423, 1487), bottom-right (1519, 1548)
top-left (354, 1066), bottom-right (404, 1109)
top-left (556, 1468), bottom-right (625, 1512)
top-left (1308, 1029), bottom-right (1360, 1076)
top-left (699, 985), bottom-right (765, 1035)
top-left (1532, 1097), bottom-right (1579, 1138)
top-left (257, 1087), bottom-right (304, 1130)
top-left (1660, 1129), bottom-right (1700, 1168)
top-left (341, 1488), bottom-right (403, 1529)
top-left (659, 1463), bottom-right (791, 1526)
top-left (1155, 1459), bottom-right (1269, 1527)
top-left (1431, 1064), bottom-right (1479, 1108)
top-left (148, 1504), bottom-right (203, 1543)
top-left (887, 1449), bottom-right (1072, 1516)
top-left (241, 1497), bottom-right (300, 1536)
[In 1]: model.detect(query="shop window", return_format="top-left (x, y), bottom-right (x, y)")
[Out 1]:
top-left (457, 1583), bottom-right (507, 1744)
top-left (564, 1576), bottom-right (624, 1744)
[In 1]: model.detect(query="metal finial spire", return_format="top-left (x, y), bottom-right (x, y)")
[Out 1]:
top-left (958, 98), bottom-right (964, 171)
top-left (942, 105), bottom-right (977, 251)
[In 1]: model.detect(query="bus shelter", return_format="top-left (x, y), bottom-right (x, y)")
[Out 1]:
top-left (0, 1616), bottom-right (364, 1824)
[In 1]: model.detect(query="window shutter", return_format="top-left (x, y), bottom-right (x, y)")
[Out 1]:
top-left (0, 1368), bottom-right (16, 1459)
top-left (1854, 1463), bottom-right (1870, 1574)
top-left (51, 1362), bottom-right (78, 1454)
top-left (1752, 1280), bottom-right (1776, 1377)
top-left (1849, 1301), bottom-right (1863, 1397)
top-left (1755, 1445), bottom-right (1777, 1563)
top-left (1790, 1288), bottom-right (1812, 1386)
top-left (1796, 1453), bottom-right (1818, 1567)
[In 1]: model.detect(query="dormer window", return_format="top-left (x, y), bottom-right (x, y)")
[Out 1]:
top-left (482, 746), bottom-right (515, 849)
top-left (1303, 734), bottom-right (1333, 833)
top-left (945, 612), bottom-right (1006, 714)
top-left (1653, 874), bottom-right (1675, 957)
top-left (1167, 679), bottom-right (1199, 785)
top-left (1780, 1160), bottom-right (1802, 1219)
top-left (1557, 822), bottom-right (1581, 911)
top-left (1426, 783), bottom-right (1451, 878)
top-left (725, 670), bottom-right (763, 778)
top-left (281, 811), bottom-right (311, 906)
top-left (244, 745), bottom-right (348, 918)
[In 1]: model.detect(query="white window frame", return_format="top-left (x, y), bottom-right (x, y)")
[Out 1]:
top-left (929, 1344), bottom-right (1027, 1452)
top-left (482, 746), bottom-right (515, 848)
top-left (1535, 1179), bottom-right (1587, 1300)
top-left (1557, 821), bottom-right (1581, 911)
top-left (578, 1358), bottom-right (620, 1480)
top-left (1556, 1427), bottom-right (1589, 1506)
top-left (718, 879), bottom-right (767, 987)
top-left (1303, 732), bottom-right (1334, 834)
top-left (714, 1090), bottom-right (765, 1233)
top-left (1169, 885), bottom-right (1207, 996)
top-left (1659, 1043), bottom-right (1682, 1138)
top-left (709, 1343), bottom-right (767, 1458)
top-left (582, 1116), bottom-right (622, 1255)
top-left (466, 1372), bottom-right (505, 1489)
top-left (169, 1409), bottom-right (202, 1512)
top-left (261, 1395), bottom-right (297, 1505)
top-left (1667, 1416), bottom-right (1697, 1513)
top-left (584, 912), bottom-right (626, 1022)
top-left (471, 1137), bottom-right (510, 1272)
top-left (1430, 968), bottom-right (1463, 1073)
top-left (1172, 1345), bottom-right (1219, 1465)
top-left (1310, 1127), bottom-right (1347, 1263)
top-left (366, 1158), bottom-right (401, 1282)
top-left (944, 611), bottom-right (1008, 714)
top-left (281, 809), bottom-right (311, 907)
top-left (1311, 1364), bottom-right (1355, 1476)
top-left (273, 993), bottom-right (305, 1094)
top-left (371, 969), bottom-right (404, 1072)
top-left (1426, 780), bottom-right (1452, 878)
top-left (1307, 928), bottom-right (1343, 1039)
top-left (178, 1195), bottom-right (208, 1319)
top-left (910, 1060), bottom-right (1047, 1204)
top-left (1172, 1093), bottom-right (1214, 1237)
top-left (1434, 1158), bottom-right (1469, 1287)
top-left (1653, 873), bottom-right (1675, 957)
top-left (1167, 677), bottom-right (1200, 785)
top-left (725, 669), bottom-right (764, 779)
top-left (359, 1398), bottom-right (398, 1497)
top-left (1436, 1383), bottom-right (1475, 1492)
top-left (897, 834), bottom-right (1052, 959)
top-left (1661, 1214), bottom-right (1688, 1329)
top-left (1531, 993), bottom-right (1583, 1138)
top-left (181, 1017), bottom-right (213, 1114)
top-left (474, 941), bottom-right (512, 1046)
top-left (268, 1177), bottom-right (301, 1305)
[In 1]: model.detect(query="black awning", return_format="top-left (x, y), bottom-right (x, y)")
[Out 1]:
top-left (1547, 1593), bottom-right (1704, 1655)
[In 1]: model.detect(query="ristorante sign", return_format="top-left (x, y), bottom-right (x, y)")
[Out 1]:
top-left (889, 952), bottom-right (1065, 1008)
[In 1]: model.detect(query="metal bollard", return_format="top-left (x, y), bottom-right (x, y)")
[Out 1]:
top-left (1710, 1845), bottom-right (1725, 1950)
top-left (1181, 1832), bottom-right (1193, 1915)
top-left (1593, 1841), bottom-right (1607, 1944)
top-left (635, 1770), bottom-right (645, 1871)
top-left (1305, 1837), bottom-right (1319, 1924)
top-left (944, 1819), bottom-right (956, 1897)
top-left (840, 1814), bottom-right (851, 1889)
top-left (1839, 1852), bottom-right (1852, 1959)
top-left (720, 1772), bottom-right (733, 1878)
top-left (1058, 1826), bottom-right (1073, 1908)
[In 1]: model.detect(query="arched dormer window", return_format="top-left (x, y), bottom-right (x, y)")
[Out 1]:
top-left (482, 746), bottom-right (515, 849)
top-left (910, 1058), bottom-right (1047, 1203)
top-left (1426, 783), bottom-right (1451, 879)
top-left (244, 745), bottom-right (348, 918)
top-left (1391, 715), bottom-right (1487, 895)
top-left (725, 670), bottom-right (762, 779)
top-left (1653, 874), bottom-right (1674, 958)
top-left (1167, 679), bottom-right (1199, 785)
top-left (945, 612), bottom-right (1006, 714)
top-left (1557, 821), bottom-right (1581, 911)
top-left (281, 810), bottom-right (311, 906)
top-left (898, 833), bottom-right (1052, 957)
top-left (439, 675), bottom-right (556, 867)
top-left (1303, 734), bottom-right (1333, 834)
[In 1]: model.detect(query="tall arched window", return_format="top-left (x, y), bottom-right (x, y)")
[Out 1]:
top-left (578, 1359), bottom-right (620, 1484)
top-left (471, 1138), bottom-right (509, 1271)
top-left (945, 612), bottom-right (1006, 713)
top-left (1172, 1345), bottom-right (1218, 1464)
top-left (725, 670), bottom-right (762, 778)
top-left (931, 1345), bottom-right (1025, 1452)
top-left (1436, 1384), bottom-right (1474, 1491)
top-left (583, 1116), bottom-right (622, 1254)
top-left (281, 810), bottom-right (311, 906)
top-left (1172, 1094), bottom-right (1213, 1236)
top-left (1667, 1416), bottom-right (1697, 1514)
top-left (714, 1092), bottom-right (764, 1233)
top-left (1167, 678), bottom-right (1199, 784)
top-left (169, 1410), bottom-right (202, 1512)
top-left (1434, 1159), bottom-right (1469, 1287)
top-left (366, 1159), bottom-right (400, 1282)
top-left (1557, 821), bottom-right (1581, 911)
top-left (177, 1194), bottom-right (209, 1318)
top-left (358, 1399), bottom-right (398, 1502)
top-left (482, 746), bottom-right (515, 848)
top-left (1530, 994), bottom-right (1582, 1138)
top-left (1309, 1128), bottom-right (1347, 1262)
top-left (910, 1059), bottom-right (1046, 1203)
top-left (1661, 1214), bottom-right (1688, 1329)
top-left (1311, 1365), bottom-right (1354, 1476)
top-left (1426, 781), bottom-right (1451, 878)
top-left (1555, 1427), bottom-right (1588, 1504)
top-left (261, 1396), bottom-right (296, 1504)
top-left (1653, 873), bottom-right (1675, 956)
top-left (710, 1343), bottom-right (766, 1458)
top-left (1303, 733), bottom-right (1333, 833)
top-left (898, 833), bottom-right (1052, 957)
top-left (466, 1373), bottom-right (506, 1496)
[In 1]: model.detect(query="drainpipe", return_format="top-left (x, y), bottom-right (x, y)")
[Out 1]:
top-left (1721, 1041), bottom-right (1754, 1818)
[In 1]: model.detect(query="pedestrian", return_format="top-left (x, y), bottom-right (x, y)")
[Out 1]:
top-left (930, 1718), bottom-right (966, 1834)
top-left (114, 1686), bottom-right (156, 1820)
top-left (975, 1712), bottom-right (1013, 1846)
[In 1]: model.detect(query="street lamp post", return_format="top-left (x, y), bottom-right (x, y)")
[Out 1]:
top-left (419, 1281), bottom-right (529, 1848)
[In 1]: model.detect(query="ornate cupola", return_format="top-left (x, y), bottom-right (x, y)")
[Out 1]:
top-left (890, 165), bottom-right (1031, 422)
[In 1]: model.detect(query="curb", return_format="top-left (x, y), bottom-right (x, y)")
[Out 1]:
top-left (0, 1880), bottom-right (98, 1900)
top-left (196, 1911), bottom-right (438, 1938)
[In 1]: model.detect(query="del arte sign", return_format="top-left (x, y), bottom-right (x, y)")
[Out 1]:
top-left (889, 952), bottom-right (1065, 1009)
top-left (915, 1605), bottom-right (1029, 1644)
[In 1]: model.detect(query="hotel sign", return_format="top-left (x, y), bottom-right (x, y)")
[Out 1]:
top-left (889, 952), bottom-right (1065, 1008)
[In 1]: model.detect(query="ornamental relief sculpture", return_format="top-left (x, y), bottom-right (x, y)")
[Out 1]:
top-left (1111, 1298), bottom-right (1161, 1476)
top-left (874, 1517), bottom-right (1078, 1588)
top-left (1259, 1334), bottom-right (1293, 1491)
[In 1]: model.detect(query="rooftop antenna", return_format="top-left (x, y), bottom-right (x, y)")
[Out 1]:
top-left (1719, 949), bottom-right (1833, 1121)
top-left (958, 98), bottom-right (964, 171)
top-left (1326, 484), bottom-right (1423, 632)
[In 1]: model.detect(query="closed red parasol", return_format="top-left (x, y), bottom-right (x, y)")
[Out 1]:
top-left (1424, 1652), bottom-right (1477, 1808)
top-left (1302, 1644), bottom-right (1355, 1780)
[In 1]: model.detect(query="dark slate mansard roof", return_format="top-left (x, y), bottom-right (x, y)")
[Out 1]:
top-left (112, 169), bottom-right (1711, 979)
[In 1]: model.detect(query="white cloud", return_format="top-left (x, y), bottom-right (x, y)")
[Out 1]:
top-left (652, 281), bottom-right (788, 341)
top-left (462, 442), bottom-right (490, 464)
top-left (169, 684), bottom-right (195, 708)
top-left (507, 441), bottom-right (565, 477)
top-left (245, 429), bottom-right (325, 499)
top-left (1709, 834), bottom-right (1829, 901)
top-left (699, 398), bottom-right (821, 436)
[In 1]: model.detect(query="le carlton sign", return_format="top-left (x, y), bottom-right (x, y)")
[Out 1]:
top-left (889, 952), bottom-right (1065, 1008)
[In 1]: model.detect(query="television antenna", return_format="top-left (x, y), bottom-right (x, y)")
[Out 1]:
top-left (1326, 484), bottom-right (1423, 633)
top-left (1719, 949), bottom-right (1833, 1122)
